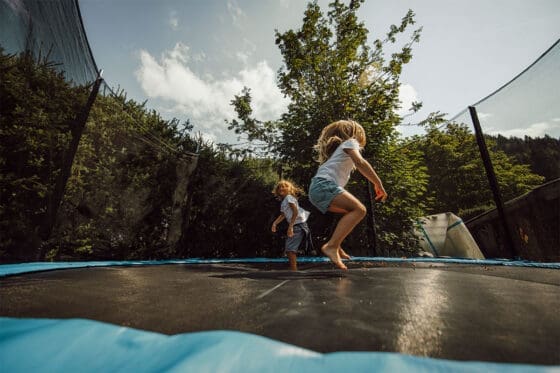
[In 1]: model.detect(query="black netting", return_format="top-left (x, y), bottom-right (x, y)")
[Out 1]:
top-left (0, 0), bottom-right (98, 85)
top-left (0, 0), bottom-right (246, 262)
top-left (1, 0), bottom-right (100, 261)
top-left (414, 39), bottom-right (560, 262)
top-left (451, 39), bottom-right (560, 137)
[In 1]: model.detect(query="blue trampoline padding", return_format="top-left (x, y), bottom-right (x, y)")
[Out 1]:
top-left (0, 317), bottom-right (557, 373)
top-left (0, 257), bottom-right (558, 277)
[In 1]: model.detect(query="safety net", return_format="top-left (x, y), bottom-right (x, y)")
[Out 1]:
top-left (408, 39), bottom-right (560, 262)
top-left (0, 0), bottom-right (206, 263)
top-left (0, 0), bottom-right (98, 86)
top-left (451, 40), bottom-right (560, 139)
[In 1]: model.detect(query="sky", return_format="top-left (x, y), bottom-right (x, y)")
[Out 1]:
top-left (79, 0), bottom-right (560, 143)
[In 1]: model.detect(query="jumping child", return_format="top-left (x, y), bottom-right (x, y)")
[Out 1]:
top-left (308, 120), bottom-right (388, 270)
top-left (271, 180), bottom-right (312, 271)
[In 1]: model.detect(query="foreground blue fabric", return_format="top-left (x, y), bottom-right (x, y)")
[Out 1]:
top-left (1, 257), bottom-right (558, 277)
top-left (1, 317), bottom-right (557, 372)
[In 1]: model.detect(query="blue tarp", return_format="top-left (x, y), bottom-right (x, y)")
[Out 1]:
top-left (1, 257), bottom-right (559, 277)
top-left (1, 317), bottom-right (557, 372)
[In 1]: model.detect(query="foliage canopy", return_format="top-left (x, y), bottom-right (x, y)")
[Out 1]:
top-left (0, 1), bottom-right (552, 262)
top-left (229, 0), bottom-right (426, 254)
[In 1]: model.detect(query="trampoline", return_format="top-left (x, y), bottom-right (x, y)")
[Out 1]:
top-left (1, 0), bottom-right (559, 371)
top-left (1, 258), bottom-right (559, 372)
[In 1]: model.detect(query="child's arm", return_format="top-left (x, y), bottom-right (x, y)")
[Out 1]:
top-left (271, 214), bottom-right (285, 232)
top-left (287, 203), bottom-right (299, 238)
top-left (345, 148), bottom-right (388, 202)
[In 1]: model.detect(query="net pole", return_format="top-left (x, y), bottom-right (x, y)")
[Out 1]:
top-left (366, 182), bottom-right (379, 256)
top-left (39, 74), bottom-right (104, 246)
top-left (468, 106), bottom-right (517, 258)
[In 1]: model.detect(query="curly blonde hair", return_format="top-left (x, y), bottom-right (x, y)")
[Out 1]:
top-left (313, 120), bottom-right (366, 164)
top-left (272, 179), bottom-right (304, 198)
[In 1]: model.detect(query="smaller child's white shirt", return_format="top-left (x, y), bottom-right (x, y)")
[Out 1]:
top-left (314, 138), bottom-right (360, 187)
top-left (281, 194), bottom-right (309, 224)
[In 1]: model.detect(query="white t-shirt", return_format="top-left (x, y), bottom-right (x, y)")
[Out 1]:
top-left (314, 138), bottom-right (360, 187)
top-left (281, 194), bottom-right (310, 224)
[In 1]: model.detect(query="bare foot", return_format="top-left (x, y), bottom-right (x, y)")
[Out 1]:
top-left (339, 248), bottom-right (351, 260)
top-left (321, 244), bottom-right (347, 270)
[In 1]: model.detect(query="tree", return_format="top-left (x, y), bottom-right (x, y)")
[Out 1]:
top-left (0, 47), bottom-right (301, 262)
top-left (495, 134), bottom-right (560, 182)
top-left (228, 0), bottom-right (427, 255)
top-left (408, 122), bottom-right (545, 219)
top-left (51, 91), bottom-right (193, 260)
top-left (0, 50), bottom-right (89, 261)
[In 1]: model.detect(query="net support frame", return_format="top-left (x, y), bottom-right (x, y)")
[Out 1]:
top-left (468, 106), bottom-right (517, 258)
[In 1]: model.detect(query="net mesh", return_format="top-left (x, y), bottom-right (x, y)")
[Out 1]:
top-left (417, 39), bottom-right (560, 261)
top-left (0, 0), bottom-right (200, 261)
top-left (0, 0), bottom-right (98, 85)
top-left (451, 39), bottom-right (560, 138)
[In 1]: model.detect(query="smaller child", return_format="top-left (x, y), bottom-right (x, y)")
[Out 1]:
top-left (271, 179), bottom-right (312, 271)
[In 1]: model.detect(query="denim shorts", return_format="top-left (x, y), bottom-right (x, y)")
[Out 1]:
top-left (308, 177), bottom-right (345, 214)
top-left (285, 223), bottom-right (305, 252)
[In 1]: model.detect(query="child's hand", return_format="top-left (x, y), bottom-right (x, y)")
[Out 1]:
top-left (271, 223), bottom-right (277, 233)
top-left (374, 184), bottom-right (388, 202)
top-left (287, 226), bottom-right (294, 238)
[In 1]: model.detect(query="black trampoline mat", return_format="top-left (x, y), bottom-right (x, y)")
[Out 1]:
top-left (1, 261), bottom-right (559, 365)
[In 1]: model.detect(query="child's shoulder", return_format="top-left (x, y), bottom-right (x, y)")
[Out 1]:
top-left (284, 194), bottom-right (298, 202)
top-left (343, 137), bottom-right (359, 145)
top-left (341, 137), bottom-right (360, 149)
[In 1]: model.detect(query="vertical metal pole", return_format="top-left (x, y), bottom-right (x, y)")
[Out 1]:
top-left (40, 74), bottom-right (103, 243)
top-left (366, 182), bottom-right (379, 256)
top-left (468, 106), bottom-right (517, 258)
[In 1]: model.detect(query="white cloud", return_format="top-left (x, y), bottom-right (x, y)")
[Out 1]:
top-left (487, 121), bottom-right (560, 137)
top-left (197, 131), bottom-right (218, 145)
top-left (192, 51), bottom-right (206, 63)
top-left (279, 0), bottom-right (295, 8)
top-left (477, 112), bottom-right (493, 120)
top-left (135, 43), bottom-right (289, 143)
top-left (397, 83), bottom-right (419, 117)
top-left (227, 0), bottom-right (246, 29)
top-left (167, 42), bottom-right (190, 63)
top-left (236, 51), bottom-right (250, 64)
top-left (168, 11), bottom-right (179, 30)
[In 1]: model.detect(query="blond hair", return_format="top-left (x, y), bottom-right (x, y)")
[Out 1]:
top-left (272, 179), bottom-right (304, 198)
top-left (313, 120), bottom-right (366, 164)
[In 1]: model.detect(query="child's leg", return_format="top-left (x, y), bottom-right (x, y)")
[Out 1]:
top-left (322, 192), bottom-right (366, 269)
top-left (285, 225), bottom-right (303, 271)
top-left (287, 252), bottom-right (297, 271)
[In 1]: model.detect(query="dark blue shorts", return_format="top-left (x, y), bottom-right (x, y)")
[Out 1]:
top-left (285, 223), bottom-right (306, 252)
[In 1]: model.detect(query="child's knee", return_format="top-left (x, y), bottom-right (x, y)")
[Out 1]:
top-left (356, 203), bottom-right (367, 218)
